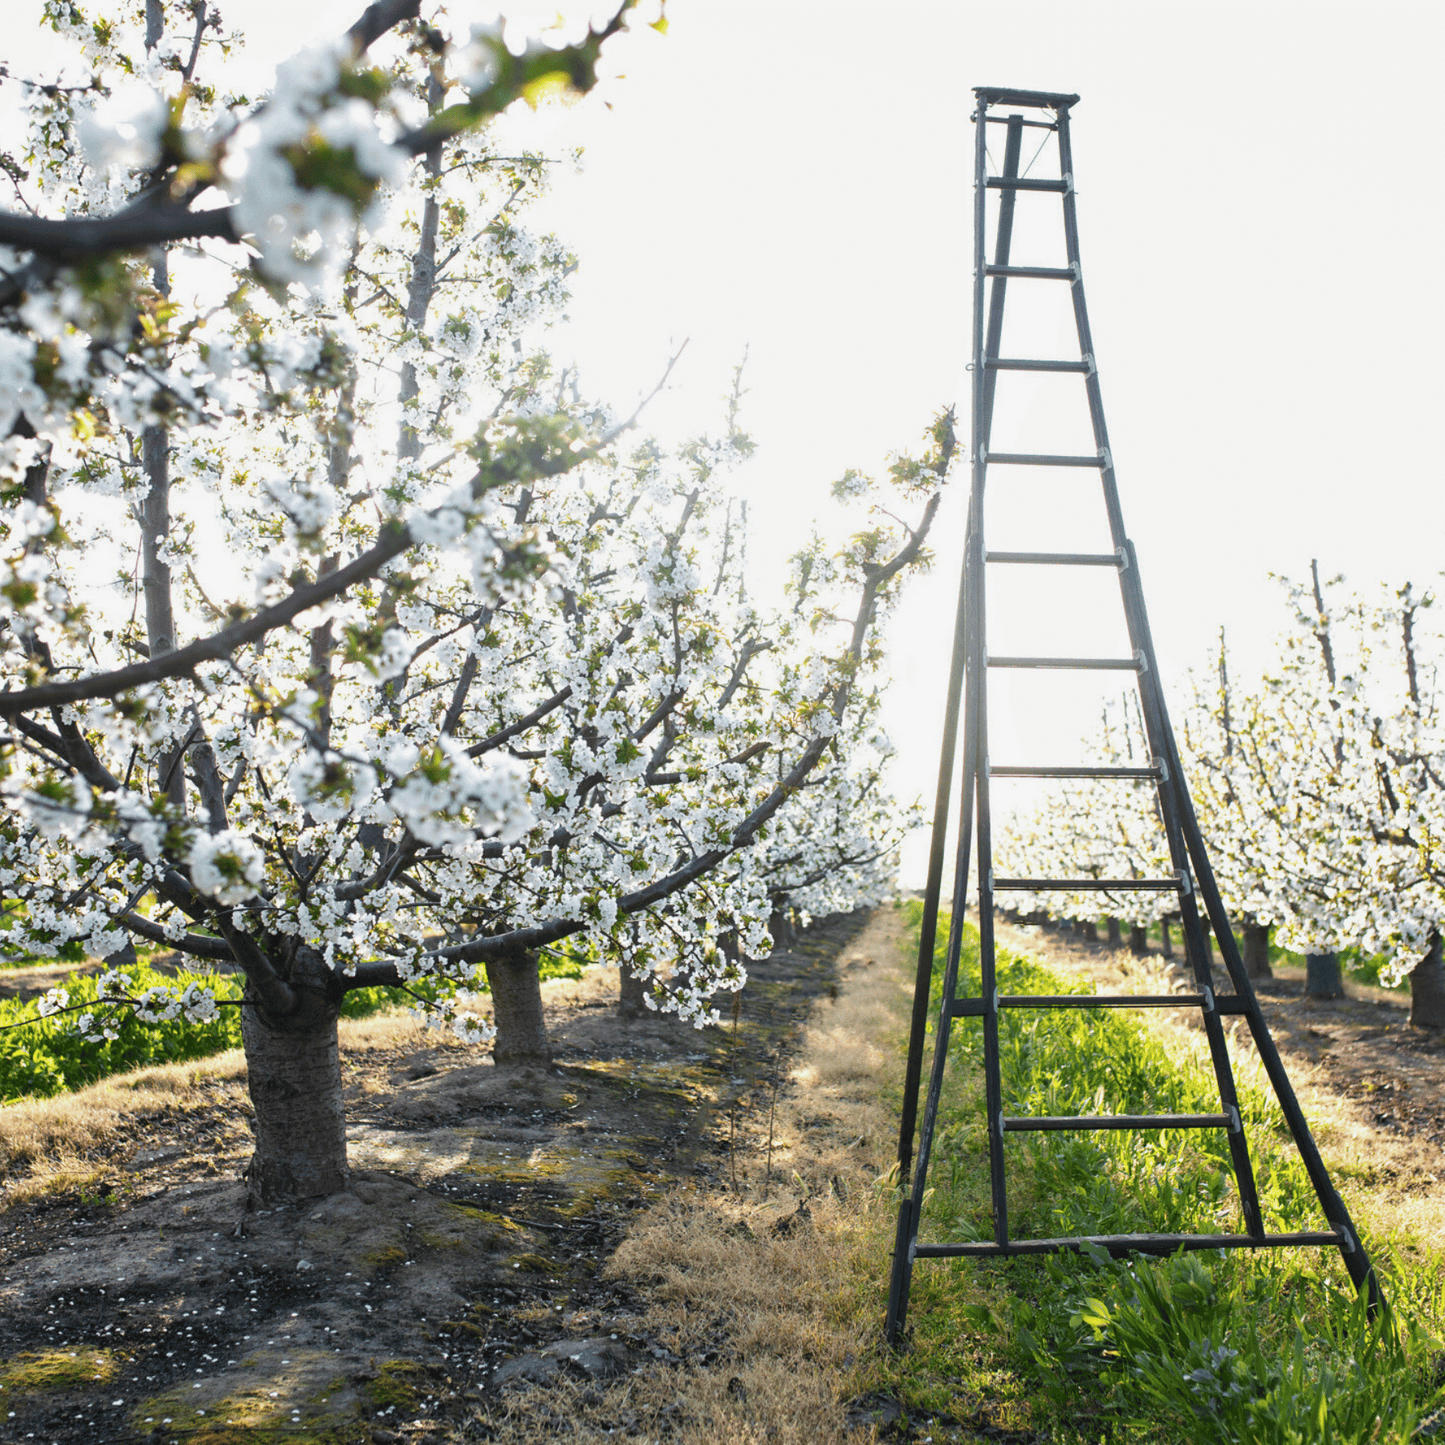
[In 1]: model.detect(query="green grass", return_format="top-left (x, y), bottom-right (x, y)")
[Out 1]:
top-left (883, 903), bottom-right (1445, 1443)
top-left (0, 953), bottom-right (588, 1105)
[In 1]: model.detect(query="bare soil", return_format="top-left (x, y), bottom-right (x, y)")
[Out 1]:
top-left (0, 912), bottom-right (869, 1445)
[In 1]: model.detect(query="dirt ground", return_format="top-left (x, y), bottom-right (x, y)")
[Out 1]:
top-left (0, 912), bottom-right (871, 1445)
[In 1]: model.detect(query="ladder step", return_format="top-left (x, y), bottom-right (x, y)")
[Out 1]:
top-left (952, 993), bottom-right (1247, 1016)
top-left (986, 176), bottom-right (1070, 193)
top-left (981, 114), bottom-right (1057, 132)
top-left (1004, 1112), bottom-right (1231, 1133)
top-left (985, 451), bottom-right (1104, 468)
top-left (985, 357), bottom-right (1092, 373)
top-left (915, 1230), bottom-right (1343, 1260)
top-left (989, 765), bottom-right (1158, 779)
top-left (992, 877), bottom-right (1182, 891)
top-left (986, 550), bottom-right (1121, 566)
top-left (987, 655), bottom-right (1142, 671)
top-left (984, 265), bottom-right (1075, 280)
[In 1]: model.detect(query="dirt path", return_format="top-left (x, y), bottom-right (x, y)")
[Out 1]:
top-left (0, 912), bottom-right (869, 1445)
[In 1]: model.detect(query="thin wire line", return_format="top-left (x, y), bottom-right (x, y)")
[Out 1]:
top-left (1019, 130), bottom-right (1053, 179)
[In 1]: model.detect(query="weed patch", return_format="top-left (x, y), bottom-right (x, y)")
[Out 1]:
top-left (888, 904), bottom-right (1445, 1442)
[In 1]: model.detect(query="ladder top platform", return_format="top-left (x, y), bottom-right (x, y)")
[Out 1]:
top-left (974, 86), bottom-right (1080, 110)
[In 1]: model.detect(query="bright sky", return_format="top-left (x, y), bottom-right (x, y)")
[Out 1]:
top-left (10, 0), bottom-right (1445, 884)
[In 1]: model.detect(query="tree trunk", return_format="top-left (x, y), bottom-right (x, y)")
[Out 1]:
top-left (1078, 919), bottom-right (1098, 943)
top-left (1305, 952), bottom-right (1343, 999)
top-left (486, 952), bottom-right (553, 1068)
top-left (1408, 933), bottom-right (1445, 1030)
top-left (1129, 924), bottom-right (1148, 957)
top-left (1242, 922), bottom-right (1273, 981)
top-left (242, 994), bottom-right (349, 1205)
top-left (618, 965), bottom-right (648, 1019)
top-left (1160, 916), bottom-right (1173, 959)
top-left (1106, 916), bottom-right (1123, 949)
top-left (768, 908), bottom-right (794, 950)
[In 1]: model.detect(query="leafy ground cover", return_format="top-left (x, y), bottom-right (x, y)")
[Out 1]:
top-left (878, 904), bottom-right (1445, 1442)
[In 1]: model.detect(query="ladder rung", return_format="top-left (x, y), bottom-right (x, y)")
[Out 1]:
top-left (986, 451), bottom-right (1103, 468)
top-left (984, 265), bottom-right (1075, 280)
top-left (985, 357), bottom-right (1092, 373)
top-left (915, 1230), bottom-right (1343, 1260)
top-left (987, 655), bottom-right (1142, 671)
top-left (985, 550), bottom-right (1121, 566)
top-left (1004, 1112), bottom-right (1231, 1133)
top-left (990, 765), bottom-right (1159, 779)
top-left (992, 877), bottom-right (1182, 891)
top-left (954, 993), bottom-right (1217, 1016)
top-left (986, 176), bottom-right (1069, 193)
top-left (981, 114), bottom-right (1057, 131)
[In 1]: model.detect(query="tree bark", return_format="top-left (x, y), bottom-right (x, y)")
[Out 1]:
top-left (1077, 919), bottom-right (1098, 943)
top-left (618, 965), bottom-right (648, 1019)
top-left (1408, 933), bottom-right (1445, 1030)
top-left (1242, 922), bottom-right (1273, 981)
top-left (768, 908), bottom-right (794, 950)
top-left (1305, 952), bottom-right (1343, 999)
top-left (1128, 924), bottom-right (1149, 957)
top-left (1160, 916), bottom-right (1173, 960)
top-left (241, 991), bottom-right (348, 1204)
top-left (486, 952), bottom-right (553, 1068)
top-left (1106, 916), bottom-right (1123, 949)
top-left (141, 251), bottom-right (185, 811)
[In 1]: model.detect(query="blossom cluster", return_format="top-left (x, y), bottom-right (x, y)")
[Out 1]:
top-left (0, 1), bottom-right (939, 1051)
top-left (995, 572), bottom-right (1445, 989)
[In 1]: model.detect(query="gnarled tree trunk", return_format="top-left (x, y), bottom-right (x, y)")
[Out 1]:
top-left (1408, 933), bottom-right (1445, 1030)
top-left (486, 952), bottom-right (553, 1068)
top-left (1305, 952), bottom-right (1343, 999)
top-left (242, 988), bottom-right (348, 1204)
top-left (1242, 922), bottom-right (1273, 981)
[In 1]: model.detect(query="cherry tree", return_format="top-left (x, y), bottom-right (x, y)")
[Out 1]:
top-left (0, 0), bottom-right (952, 1202)
top-left (1000, 564), bottom-right (1445, 1029)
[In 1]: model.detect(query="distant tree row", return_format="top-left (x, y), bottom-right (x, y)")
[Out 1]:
top-left (995, 563), bottom-right (1445, 1031)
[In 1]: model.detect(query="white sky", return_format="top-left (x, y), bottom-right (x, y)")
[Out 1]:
top-left (9, 0), bottom-right (1445, 884)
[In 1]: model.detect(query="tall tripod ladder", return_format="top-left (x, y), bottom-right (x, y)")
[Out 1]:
top-left (885, 86), bottom-right (1378, 1343)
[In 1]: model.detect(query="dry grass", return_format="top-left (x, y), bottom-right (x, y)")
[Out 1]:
top-left (471, 908), bottom-right (914, 1444)
top-left (0, 1007), bottom-right (426, 1209)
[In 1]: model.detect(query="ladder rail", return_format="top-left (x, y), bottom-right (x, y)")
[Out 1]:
top-left (1126, 540), bottom-right (1378, 1298)
top-left (884, 97), bottom-right (1017, 1342)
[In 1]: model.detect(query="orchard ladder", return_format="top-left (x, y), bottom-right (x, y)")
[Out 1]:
top-left (885, 87), bottom-right (1379, 1343)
